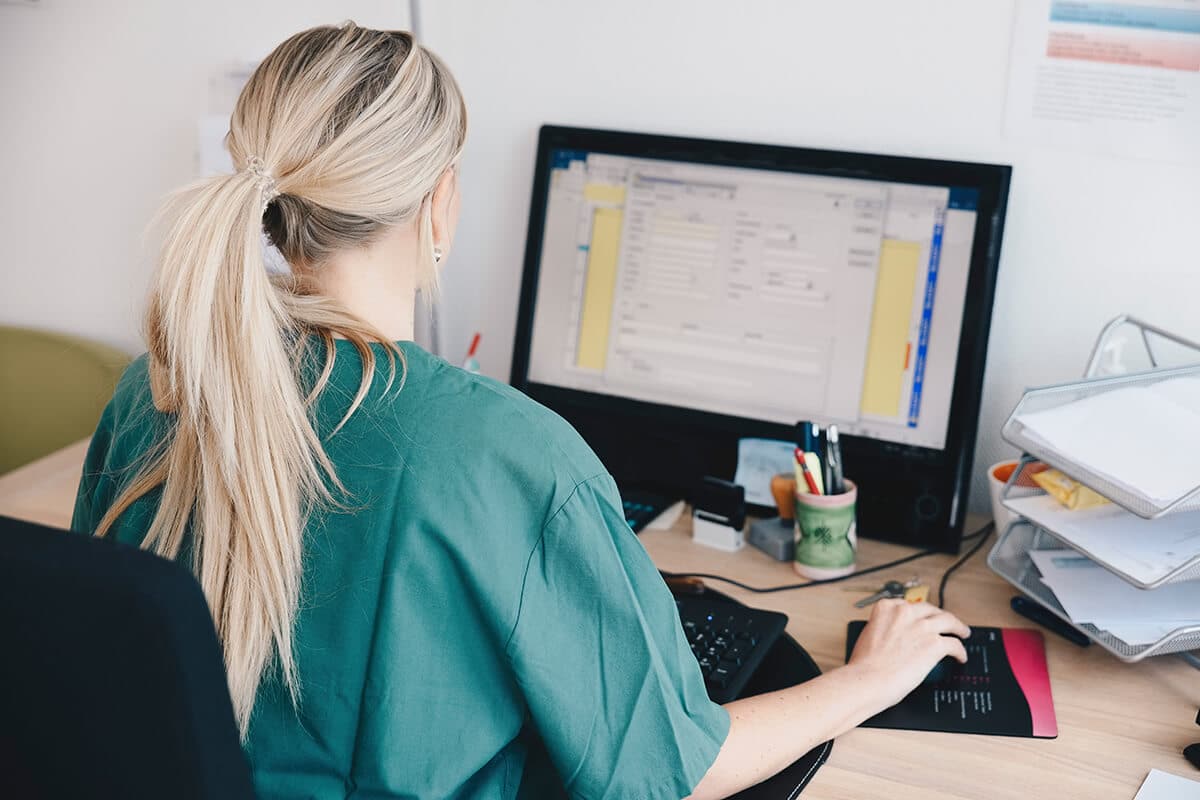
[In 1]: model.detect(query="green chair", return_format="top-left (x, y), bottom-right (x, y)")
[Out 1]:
top-left (0, 326), bottom-right (132, 475)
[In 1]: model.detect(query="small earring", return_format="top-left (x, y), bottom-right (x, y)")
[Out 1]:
top-left (433, 245), bottom-right (444, 264)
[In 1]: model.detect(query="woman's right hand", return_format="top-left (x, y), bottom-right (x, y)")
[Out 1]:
top-left (847, 598), bottom-right (971, 707)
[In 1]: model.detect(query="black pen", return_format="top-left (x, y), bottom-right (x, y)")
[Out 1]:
top-left (1010, 596), bottom-right (1091, 648)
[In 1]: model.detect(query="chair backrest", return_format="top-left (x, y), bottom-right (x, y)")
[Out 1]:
top-left (0, 515), bottom-right (256, 800)
top-left (0, 326), bottom-right (131, 474)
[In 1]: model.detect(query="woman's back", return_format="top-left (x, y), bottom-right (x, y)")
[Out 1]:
top-left (74, 341), bottom-right (727, 798)
top-left (69, 21), bottom-right (974, 799)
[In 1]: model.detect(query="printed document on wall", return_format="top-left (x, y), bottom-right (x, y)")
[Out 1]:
top-left (1006, 0), bottom-right (1200, 163)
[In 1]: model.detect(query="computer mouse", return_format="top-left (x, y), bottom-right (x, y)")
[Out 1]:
top-left (1184, 742), bottom-right (1200, 771)
top-left (922, 655), bottom-right (957, 685)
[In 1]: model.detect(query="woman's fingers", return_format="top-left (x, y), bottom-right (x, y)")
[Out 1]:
top-left (943, 636), bottom-right (969, 664)
top-left (922, 612), bottom-right (972, 641)
top-left (880, 598), bottom-right (972, 638)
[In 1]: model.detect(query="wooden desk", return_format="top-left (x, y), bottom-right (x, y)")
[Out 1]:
top-left (2, 442), bottom-right (1197, 799)
top-left (0, 438), bottom-right (90, 530)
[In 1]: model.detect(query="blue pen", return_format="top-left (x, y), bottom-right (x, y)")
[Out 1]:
top-left (795, 420), bottom-right (819, 454)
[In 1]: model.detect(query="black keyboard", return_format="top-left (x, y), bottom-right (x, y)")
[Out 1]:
top-left (620, 489), bottom-right (672, 532)
top-left (676, 594), bottom-right (788, 704)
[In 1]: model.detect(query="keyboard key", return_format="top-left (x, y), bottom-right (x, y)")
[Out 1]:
top-left (676, 595), bottom-right (787, 705)
top-left (710, 665), bottom-right (733, 687)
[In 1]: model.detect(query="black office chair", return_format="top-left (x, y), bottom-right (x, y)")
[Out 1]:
top-left (0, 515), bottom-right (255, 800)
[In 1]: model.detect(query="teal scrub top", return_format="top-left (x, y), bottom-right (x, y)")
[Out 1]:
top-left (72, 340), bottom-right (729, 799)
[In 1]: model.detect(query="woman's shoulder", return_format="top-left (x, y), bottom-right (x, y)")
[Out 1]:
top-left (320, 340), bottom-right (610, 493)
top-left (99, 354), bottom-right (160, 436)
top-left (411, 347), bottom-right (607, 485)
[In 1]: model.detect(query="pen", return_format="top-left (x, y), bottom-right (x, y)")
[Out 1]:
top-left (796, 448), bottom-right (822, 495)
top-left (461, 332), bottom-right (482, 372)
top-left (793, 447), bottom-right (807, 493)
top-left (1010, 596), bottom-right (1091, 648)
top-left (795, 420), bottom-right (818, 454)
top-left (826, 425), bottom-right (845, 495)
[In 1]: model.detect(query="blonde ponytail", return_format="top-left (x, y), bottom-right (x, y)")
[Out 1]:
top-left (96, 24), bottom-right (466, 735)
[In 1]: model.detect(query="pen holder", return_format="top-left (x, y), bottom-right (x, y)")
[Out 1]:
top-left (794, 480), bottom-right (857, 579)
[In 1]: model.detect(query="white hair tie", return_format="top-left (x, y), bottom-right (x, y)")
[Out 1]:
top-left (244, 155), bottom-right (280, 210)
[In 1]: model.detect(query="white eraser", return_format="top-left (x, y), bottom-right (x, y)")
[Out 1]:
top-left (692, 512), bottom-right (745, 552)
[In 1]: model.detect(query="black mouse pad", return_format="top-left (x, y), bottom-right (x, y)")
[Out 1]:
top-left (845, 622), bottom-right (1058, 738)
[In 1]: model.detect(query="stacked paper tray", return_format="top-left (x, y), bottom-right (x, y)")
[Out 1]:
top-left (1000, 365), bottom-right (1200, 519)
top-left (987, 520), bottom-right (1200, 661)
top-left (1000, 484), bottom-right (1200, 589)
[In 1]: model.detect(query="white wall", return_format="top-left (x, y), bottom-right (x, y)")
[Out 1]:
top-left (3, 1), bottom-right (1196, 514)
top-left (420, 0), bottom-right (1200, 513)
top-left (0, 0), bottom-right (409, 356)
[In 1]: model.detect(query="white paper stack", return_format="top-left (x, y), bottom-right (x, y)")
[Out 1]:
top-left (1014, 376), bottom-right (1200, 507)
top-left (1029, 551), bottom-right (1200, 645)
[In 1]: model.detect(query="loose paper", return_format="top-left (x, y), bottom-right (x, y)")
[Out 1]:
top-left (1029, 550), bottom-right (1200, 626)
top-left (1134, 769), bottom-right (1200, 799)
top-left (734, 438), bottom-right (795, 507)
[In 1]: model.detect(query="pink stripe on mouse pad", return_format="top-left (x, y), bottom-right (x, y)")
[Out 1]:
top-left (845, 623), bottom-right (1058, 739)
top-left (1002, 628), bottom-right (1058, 738)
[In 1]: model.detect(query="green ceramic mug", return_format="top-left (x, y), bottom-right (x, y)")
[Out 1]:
top-left (793, 480), bottom-right (857, 579)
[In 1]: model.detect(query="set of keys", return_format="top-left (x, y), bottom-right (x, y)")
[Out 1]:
top-left (849, 577), bottom-right (930, 608)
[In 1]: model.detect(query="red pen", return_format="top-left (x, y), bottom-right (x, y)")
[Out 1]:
top-left (462, 332), bottom-right (482, 372)
top-left (795, 448), bottom-right (822, 495)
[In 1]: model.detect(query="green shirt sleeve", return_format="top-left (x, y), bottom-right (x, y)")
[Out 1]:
top-left (505, 474), bottom-right (729, 799)
top-left (71, 401), bottom-right (116, 535)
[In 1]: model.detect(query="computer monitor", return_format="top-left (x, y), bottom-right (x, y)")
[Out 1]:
top-left (511, 126), bottom-right (1010, 552)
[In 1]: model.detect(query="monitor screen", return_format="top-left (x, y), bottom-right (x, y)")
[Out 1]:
top-left (511, 126), bottom-right (1010, 552)
top-left (525, 149), bottom-right (981, 451)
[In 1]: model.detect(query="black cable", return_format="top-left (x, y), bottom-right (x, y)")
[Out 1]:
top-left (663, 520), bottom-right (995, 594)
top-left (936, 522), bottom-right (995, 609)
top-left (960, 524), bottom-right (990, 542)
top-left (661, 547), bottom-right (937, 593)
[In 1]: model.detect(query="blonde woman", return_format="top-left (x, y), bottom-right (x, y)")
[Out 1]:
top-left (73, 24), bottom-right (970, 800)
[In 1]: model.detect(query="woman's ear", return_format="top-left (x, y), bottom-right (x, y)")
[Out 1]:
top-left (430, 166), bottom-right (460, 259)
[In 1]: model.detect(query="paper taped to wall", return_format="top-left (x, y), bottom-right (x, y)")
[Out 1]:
top-left (1006, 0), bottom-right (1200, 163)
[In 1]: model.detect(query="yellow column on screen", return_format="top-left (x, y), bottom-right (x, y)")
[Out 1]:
top-left (861, 239), bottom-right (921, 418)
top-left (583, 183), bottom-right (626, 205)
top-left (576, 207), bottom-right (623, 371)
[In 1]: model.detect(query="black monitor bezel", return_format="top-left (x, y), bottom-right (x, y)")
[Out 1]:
top-left (510, 124), bottom-right (1010, 549)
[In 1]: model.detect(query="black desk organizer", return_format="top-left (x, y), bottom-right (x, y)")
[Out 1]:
top-left (704, 588), bottom-right (833, 799)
